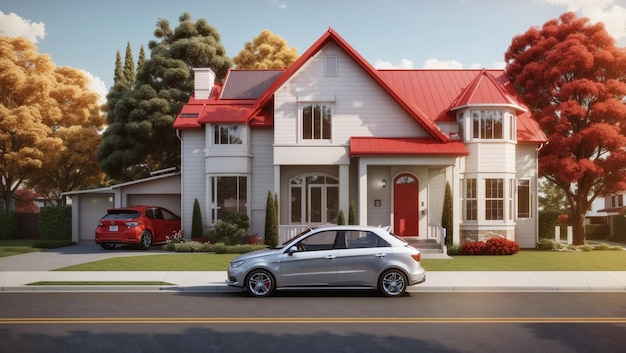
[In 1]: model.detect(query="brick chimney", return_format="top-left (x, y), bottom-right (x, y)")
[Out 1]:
top-left (193, 68), bottom-right (215, 99)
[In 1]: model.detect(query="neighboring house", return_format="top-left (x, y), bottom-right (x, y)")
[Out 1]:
top-left (597, 192), bottom-right (626, 233)
top-left (64, 172), bottom-right (181, 243)
top-left (174, 29), bottom-right (546, 248)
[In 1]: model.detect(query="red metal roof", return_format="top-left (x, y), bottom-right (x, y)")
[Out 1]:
top-left (350, 137), bottom-right (469, 157)
top-left (244, 28), bottom-right (450, 143)
top-left (174, 28), bottom-right (546, 145)
top-left (377, 69), bottom-right (546, 143)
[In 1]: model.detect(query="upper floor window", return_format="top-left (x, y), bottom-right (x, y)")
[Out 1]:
top-left (302, 103), bottom-right (332, 141)
top-left (325, 56), bottom-right (338, 77)
top-left (472, 110), bottom-right (503, 139)
top-left (214, 125), bottom-right (243, 144)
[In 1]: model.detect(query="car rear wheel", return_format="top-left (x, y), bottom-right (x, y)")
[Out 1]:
top-left (379, 269), bottom-right (408, 297)
top-left (245, 269), bottom-right (275, 297)
top-left (100, 243), bottom-right (115, 250)
top-left (138, 230), bottom-right (152, 250)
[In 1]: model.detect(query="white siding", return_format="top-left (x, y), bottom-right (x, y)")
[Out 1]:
top-left (515, 144), bottom-right (540, 248)
top-left (464, 142), bottom-right (517, 173)
top-left (180, 129), bottom-right (207, 237)
top-left (250, 128), bottom-right (274, 236)
top-left (273, 42), bottom-right (428, 147)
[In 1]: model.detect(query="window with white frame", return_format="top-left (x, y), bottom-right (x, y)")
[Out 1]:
top-left (463, 178), bottom-right (477, 221)
top-left (485, 178), bottom-right (504, 220)
top-left (214, 125), bottom-right (243, 144)
top-left (325, 56), bottom-right (338, 77)
top-left (517, 179), bottom-right (531, 218)
top-left (472, 109), bottom-right (504, 139)
top-left (301, 103), bottom-right (332, 141)
top-left (210, 176), bottom-right (247, 223)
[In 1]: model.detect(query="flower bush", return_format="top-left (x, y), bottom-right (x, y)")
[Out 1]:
top-left (460, 237), bottom-right (520, 255)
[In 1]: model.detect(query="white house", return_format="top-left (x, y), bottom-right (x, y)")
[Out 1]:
top-left (173, 29), bottom-right (547, 248)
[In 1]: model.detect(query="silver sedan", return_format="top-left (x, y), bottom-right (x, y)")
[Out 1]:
top-left (226, 225), bottom-right (426, 297)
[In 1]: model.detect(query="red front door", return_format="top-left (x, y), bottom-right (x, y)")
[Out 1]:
top-left (393, 174), bottom-right (418, 236)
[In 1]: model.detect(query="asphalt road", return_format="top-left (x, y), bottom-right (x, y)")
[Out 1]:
top-left (1, 291), bottom-right (625, 353)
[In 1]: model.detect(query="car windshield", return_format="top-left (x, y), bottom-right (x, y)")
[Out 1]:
top-left (102, 210), bottom-right (141, 220)
top-left (273, 227), bottom-right (315, 249)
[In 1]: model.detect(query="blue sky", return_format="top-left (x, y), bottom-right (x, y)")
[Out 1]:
top-left (2, 0), bottom-right (626, 101)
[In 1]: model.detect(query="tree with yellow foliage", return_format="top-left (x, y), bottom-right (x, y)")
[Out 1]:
top-left (234, 29), bottom-right (298, 69)
top-left (0, 37), bottom-right (104, 210)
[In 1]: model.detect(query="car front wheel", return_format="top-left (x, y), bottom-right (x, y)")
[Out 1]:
top-left (138, 230), bottom-right (152, 250)
top-left (245, 269), bottom-right (275, 297)
top-left (379, 269), bottom-right (408, 297)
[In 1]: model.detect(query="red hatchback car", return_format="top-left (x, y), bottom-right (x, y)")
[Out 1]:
top-left (95, 206), bottom-right (181, 250)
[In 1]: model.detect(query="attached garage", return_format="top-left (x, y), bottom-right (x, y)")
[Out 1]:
top-left (65, 172), bottom-right (181, 243)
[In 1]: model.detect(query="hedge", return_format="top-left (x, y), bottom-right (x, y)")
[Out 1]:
top-left (0, 211), bottom-right (19, 239)
top-left (38, 206), bottom-right (72, 241)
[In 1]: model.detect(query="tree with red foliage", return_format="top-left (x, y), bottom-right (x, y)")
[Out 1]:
top-left (504, 12), bottom-right (626, 245)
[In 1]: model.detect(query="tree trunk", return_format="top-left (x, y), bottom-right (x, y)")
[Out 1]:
top-left (572, 211), bottom-right (586, 245)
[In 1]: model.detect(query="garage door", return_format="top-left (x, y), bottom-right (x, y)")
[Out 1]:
top-left (126, 194), bottom-right (181, 216)
top-left (79, 194), bottom-right (114, 242)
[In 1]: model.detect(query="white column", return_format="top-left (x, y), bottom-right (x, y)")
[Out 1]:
top-left (358, 159), bottom-right (368, 226)
top-left (339, 164), bottom-right (349, 218)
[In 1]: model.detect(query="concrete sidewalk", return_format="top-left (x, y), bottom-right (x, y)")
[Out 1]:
top-left (1, 270), bottom-right (626, 293)
top-left (1, 244), bottom-right (626, 293)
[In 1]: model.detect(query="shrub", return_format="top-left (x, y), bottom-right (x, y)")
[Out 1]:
top-left (337, 209), bottom-right (345, 225)
top-left (580, 245), bottom-right (593, 252)
top-left (461, 237), bottom-right (519, 255)
top-left (484, 237), bottom-right (520, 255)
top-left (191, 199), bottom-right (203, 238)
top-left (242, 234), bottom-right (262, 245)
top-left (0, 211), bottom-right (19, 240)
top-left (348, 200), bottom-right (356, 225)
top-left (441, 182), bottom-right (453, 245)
top-left (32, 240), bottom-right (76, 248)
top-left (446, 244), bottom-right (461, 256)
top-left (460, 241), bottom-right (486, 255)
top-left (174, 241), bottom-right (204, 252)
top-left (585, 224), bottom-right (609, 240)
top-left (209, 221), bottom-right (245, 245)
top-left (537, 238), bottom-right (554, 250)
top-left (593, 243), bottom-right (611, 251)
top-left (38, 206), bottom-right (71, 240)
top-left (264, 191), bottom-right (278, 247)
top-left (226, 212), bottom-right (249, 231)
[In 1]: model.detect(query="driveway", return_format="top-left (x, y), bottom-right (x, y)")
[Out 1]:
top-left (0, 243), bottom-right (174, 271)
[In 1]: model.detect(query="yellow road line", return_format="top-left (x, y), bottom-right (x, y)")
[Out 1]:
top-left (1, 317), bottom-right (625, 324)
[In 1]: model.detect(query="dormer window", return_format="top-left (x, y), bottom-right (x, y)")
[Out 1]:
top-left (214, 125), bottom-right (243, 144)
top-left (472, 110), bottom-right (503, 139)
top-left (457, 109), bottom-right (516, 142)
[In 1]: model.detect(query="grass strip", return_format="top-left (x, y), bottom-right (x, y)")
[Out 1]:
top-left (27, 281), bottom-right (174, 286)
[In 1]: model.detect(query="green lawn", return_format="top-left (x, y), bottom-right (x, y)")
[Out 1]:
top-left (53, 249), bottom-right (626, 272)
top-left (0, 240), bottom-right (44, 258)
top-left (3, 240), bottom-right (626, 271)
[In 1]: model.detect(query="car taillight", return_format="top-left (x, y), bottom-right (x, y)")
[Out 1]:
top-left (97, 222), bottom-right (103, 227)
top-left (411, 253), bottom-right (421, 262)
top-left (125, 221), bottom-right (140, 227)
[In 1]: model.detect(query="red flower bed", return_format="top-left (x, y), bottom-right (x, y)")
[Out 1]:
top-left (460, 237), bottom-right (520, 255)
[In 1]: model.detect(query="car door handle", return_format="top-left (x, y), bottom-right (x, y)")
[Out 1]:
top-left (375, 253), bottom-right (386, 258)
top-left (325, 255), bottom-right (336, 260)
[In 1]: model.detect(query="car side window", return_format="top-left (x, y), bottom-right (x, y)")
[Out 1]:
top-left (145, 209), bottom-right (156, 219)
top-left (298, 230), bottom-right (337, 251)
top-left (345, 231), bottom-right (386, 249)
top-left (161, 209), bottom-right (180, 220)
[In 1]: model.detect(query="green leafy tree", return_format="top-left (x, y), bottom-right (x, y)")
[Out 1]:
top-left (504, 12), bottom-right (626, 245)
top-left (98, 13), bottom-right (233, 182)
top-left (123, 42), bottom-right (136, 86)
top-left (264, 191), bottom-right (278, 246)
top-left (234, 29), bottom-right (298, 69)
top-left (538, 178), bottom-right (568, 212)
top-left (441, 182), bottom-right (453, 245)
top-left (191, 198), bottom-right (203, 238)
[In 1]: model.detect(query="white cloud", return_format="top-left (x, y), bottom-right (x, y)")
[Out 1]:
top-left (539, 0), bottom-right (626, 39)
top-left (0, 11), bottom-right (45, 43)
top-left (81, 70), bottom-right (108, 105)
top-left (374, 58), bottom-right (414, 69)
top-left (271, 0), bottom-right (287, 9)
top-left (422, 58), bottom-right (464, 69)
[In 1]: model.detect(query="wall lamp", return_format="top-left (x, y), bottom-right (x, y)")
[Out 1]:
top-left (382, 179), bottom-right (387, 188)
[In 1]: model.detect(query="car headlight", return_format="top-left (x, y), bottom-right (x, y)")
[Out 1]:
top-left (230, 260), bottom-right (245, 268)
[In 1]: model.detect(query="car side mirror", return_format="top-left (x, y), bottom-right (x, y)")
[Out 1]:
top-left (287, 246), bottom-right (298, 255)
